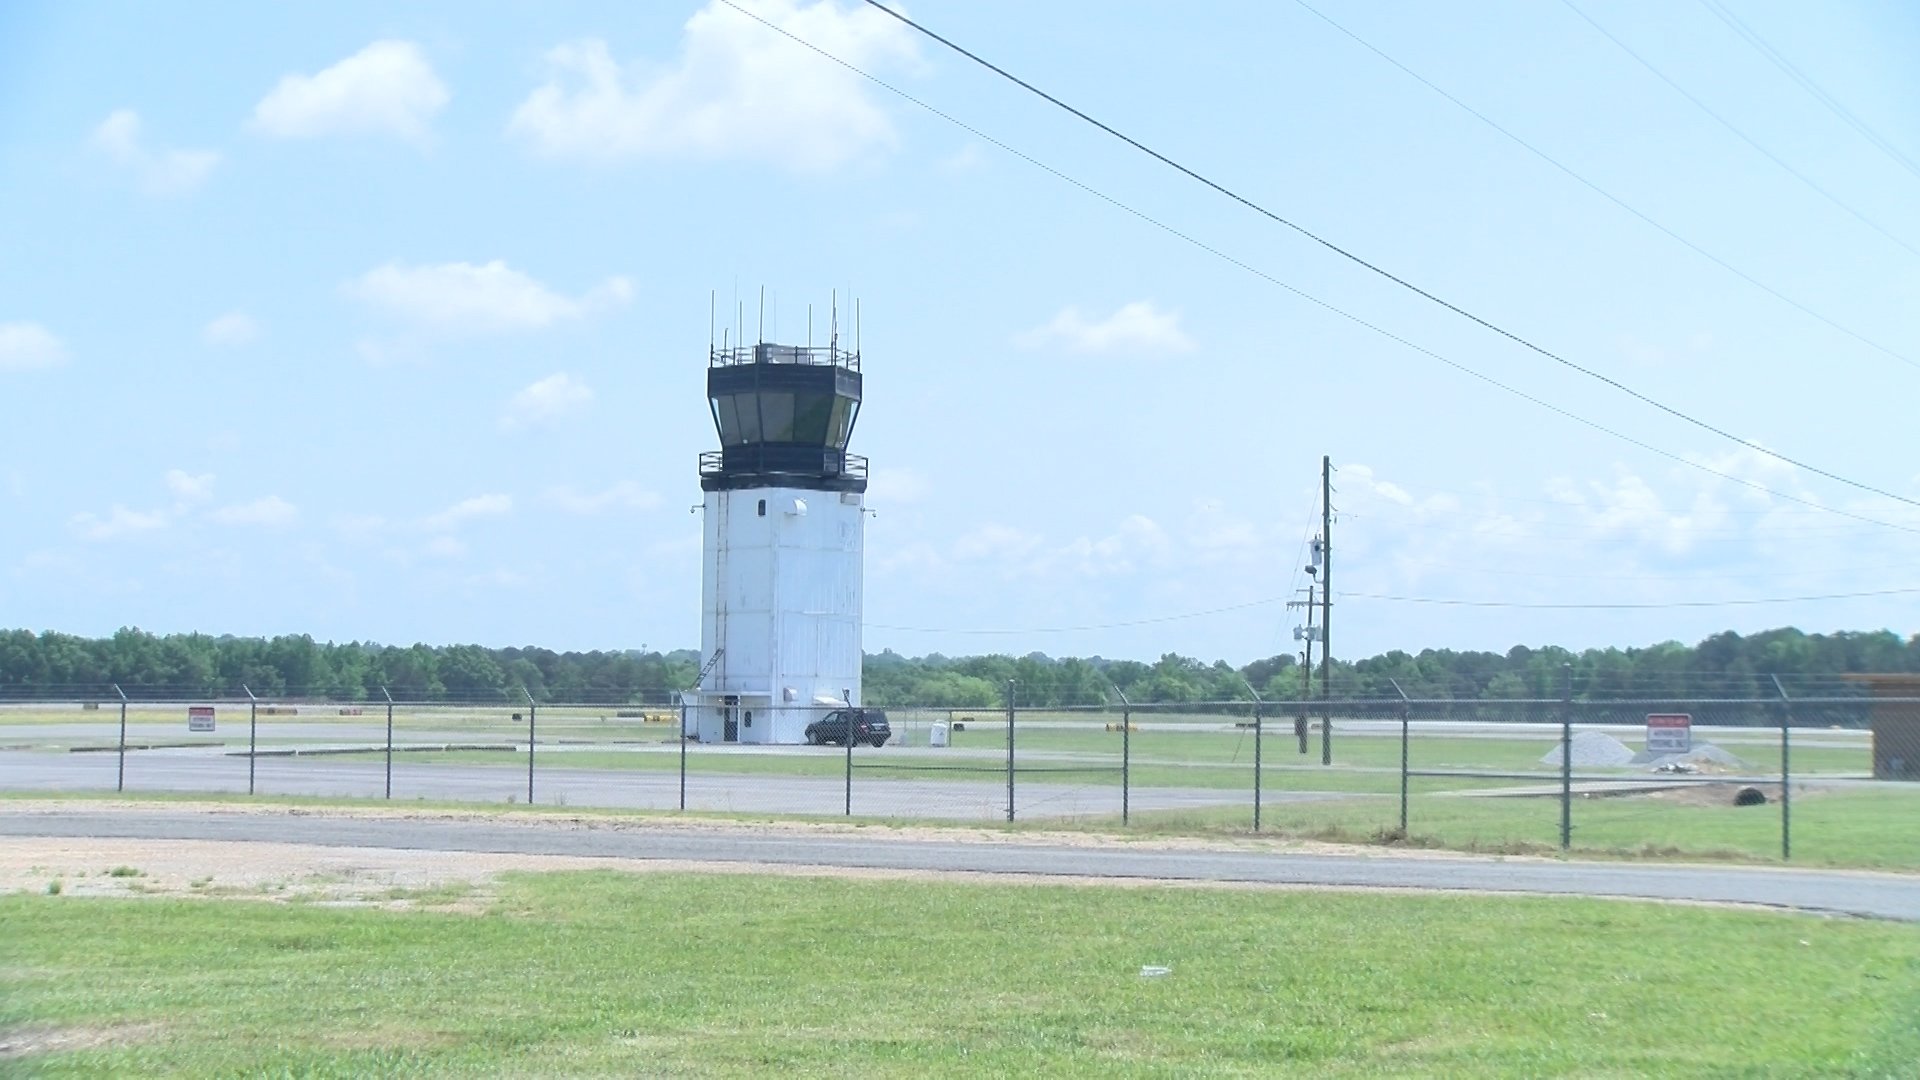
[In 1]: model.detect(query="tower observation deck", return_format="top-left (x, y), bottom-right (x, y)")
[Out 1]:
top-left (700, 343), bottom-right (867, 494)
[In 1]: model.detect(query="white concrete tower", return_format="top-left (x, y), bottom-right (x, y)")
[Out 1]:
top-left (687, 335), bottom-right (866, 744)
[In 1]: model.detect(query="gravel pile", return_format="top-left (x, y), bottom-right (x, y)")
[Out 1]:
top-left (1632, 743), bottom-right (1747, 770)
top-left (1539, 730), bottom-right (1637, 767)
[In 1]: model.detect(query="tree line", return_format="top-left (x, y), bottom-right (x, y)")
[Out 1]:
top-left (1, 625), bottom-right (1914, 705)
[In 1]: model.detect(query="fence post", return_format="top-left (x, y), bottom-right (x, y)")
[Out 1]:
top-left (524, 688), bottom-right (537, 806)
top-left (844, 701), bottom-right (855, 817)
top-left (1242, 677), bottom-right (1264, 833)
top-left (244, 685), bottom-right (258, 796)
top-left (679, 696), bottom-right (688, 812)
top-left (1391, 678), bottom-right (1410, 837)
top-left (1297, 651), bottom-right (1310, 756)
top-left (1771, 674), bottom-right (1792, 861)
top-left (113, 683), bottom-right (128, 793)
top-left (381, 686), bottom-right (394, 800)
top-left (1559, 663), bottom-right (1573, 851)
top-left (1106, 678), bottom-right (1133, 825)
top-left (1006, 679), bottom-right (1017, 823)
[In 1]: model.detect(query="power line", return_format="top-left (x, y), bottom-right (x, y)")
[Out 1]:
top-left (870, 578), bottom-right (1920, 634)
top-left (1342, 585), bottom-right (1920, 609)
top-left (1337, 492), bottom-right (1920, 535)
top-left (857, 0), bottom-right (1920, 511)
top-left (1697, 0), bottom-right (1920, 185)
top-left (866, 595), bottom-right (1285, 635)
top-left (1346, 490), bottom-right (1852, 517)
top-left (1339, 513), bottom-right (1905, 543)
top-left (719, 1), bottom-right (1920, 537)
top-left (1560, 0), bottom-right (1920, 260)
top-left (1366, 557), bottom-right (1920, 583)
top-left (1289, 0), bottom-right (1917, 373)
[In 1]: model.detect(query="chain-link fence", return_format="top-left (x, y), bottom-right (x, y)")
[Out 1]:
top-left (2, 676), bottom-right (1912, 868)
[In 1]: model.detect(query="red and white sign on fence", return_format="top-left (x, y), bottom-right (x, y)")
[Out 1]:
top-left (1645, 713), bottom-right (1691, 754)
top-left (187, 705), bottom-right (216, 732)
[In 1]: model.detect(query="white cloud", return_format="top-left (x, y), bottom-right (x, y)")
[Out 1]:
top-left (71, 505), bottom-right (169, 541)
top-left (1016, 302), bottom-right (1195, 356)
top-left (90, 110), bottom-right (219, 196)
top-left (250, 40), bottom-right (449, 142)
top-left (502, 372), bottom-right (594, 430)
top-left (507, 0), bottom-right (919, 170)
top-left (422, 493), bottom-right (513, 530)
top-left (545, 481), bottom-right (661, 514)
top-left (904, 514), bottom-right (1179, 582)
top-left (423, 536), bottom-right (469, 559)
top-left (1042, 514), bottom-right (1172, 578)
top-left (203, 311), bottom-right (261, 347)
top-left (1343, 463), bottom-right (1413, 506)
top-left (345, 261), bottom-right (632, 335)
top-left (0, 322), bottom-right (66, 371)
top-left (952, 524), bottom-right (1044, 563)
top-left (164, 470), bottom-right (215, 503)
top-left (1684, 444), bottom-right (1802, 502)
top-left (211, 495), bottom-right (298, 527)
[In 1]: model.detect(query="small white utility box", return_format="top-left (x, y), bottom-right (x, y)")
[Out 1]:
top-left (929, 722), bottom-right (949, 748)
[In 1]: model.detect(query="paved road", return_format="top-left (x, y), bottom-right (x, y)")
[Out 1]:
top-left (0, 749), bottom-right (1324, 821)
top-left (4, 808), bottom-right (1915, 921)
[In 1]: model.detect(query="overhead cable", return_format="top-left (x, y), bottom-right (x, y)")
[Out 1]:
top-left (866, 596), bottom-right (1282, 635)
top-left (1561, 0), bottom-right (1920, 260)
top-left (871, 581), bottom-right (1920, 635)
top-left (723, 1), bottom-right (1920, 534)
top-left (1342, 585), bottom-right (1920, 609)
top-left (1696, 0), bottom-right (1920, 186)
top-left (1291, 0), bottom-right (1917, 372)
top-left (857, 0), bottom-right (1920, 510)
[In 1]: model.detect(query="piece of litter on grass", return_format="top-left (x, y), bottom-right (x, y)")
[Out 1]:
top-left (1140, 965), bottom-right (1171, 978)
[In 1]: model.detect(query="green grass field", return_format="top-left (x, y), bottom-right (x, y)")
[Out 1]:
top-left (1108, 781), bottom-right (1920, 869)
top-left (301, 726), bottom-right (1866, 791)
top-left (4, 870), bottom-right (1916, 1076)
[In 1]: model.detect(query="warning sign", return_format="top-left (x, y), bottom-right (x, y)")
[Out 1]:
top-left (1645, 713), bottom-right (1691, 755)
top-left (188, 706), bottom-right (216, 733)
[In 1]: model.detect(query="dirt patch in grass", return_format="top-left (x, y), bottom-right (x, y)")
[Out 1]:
top-left (1624, 782), bottom-right (1787, 809)
top-left (0, 1021), bottom-right (164, 1060)
top-left (0, 836), bottom-right (1437, 904)
top-left (0, 836), bottom-right (1812, 918)
top-left (0, 796), bottom-right (1527, 863)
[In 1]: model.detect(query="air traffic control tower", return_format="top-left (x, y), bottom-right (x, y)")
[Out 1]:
top-left (685, 329), bottom-right (867, 745)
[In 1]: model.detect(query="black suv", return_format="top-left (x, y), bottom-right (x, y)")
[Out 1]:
top-left (805, 708), bottom-right (891, 747)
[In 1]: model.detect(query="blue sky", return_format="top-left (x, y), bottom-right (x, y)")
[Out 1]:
top-left (3, 0), bottom-right (1918, 665)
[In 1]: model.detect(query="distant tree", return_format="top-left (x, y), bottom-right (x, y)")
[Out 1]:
top-left (6, 625), bottom-right (1920, 704)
